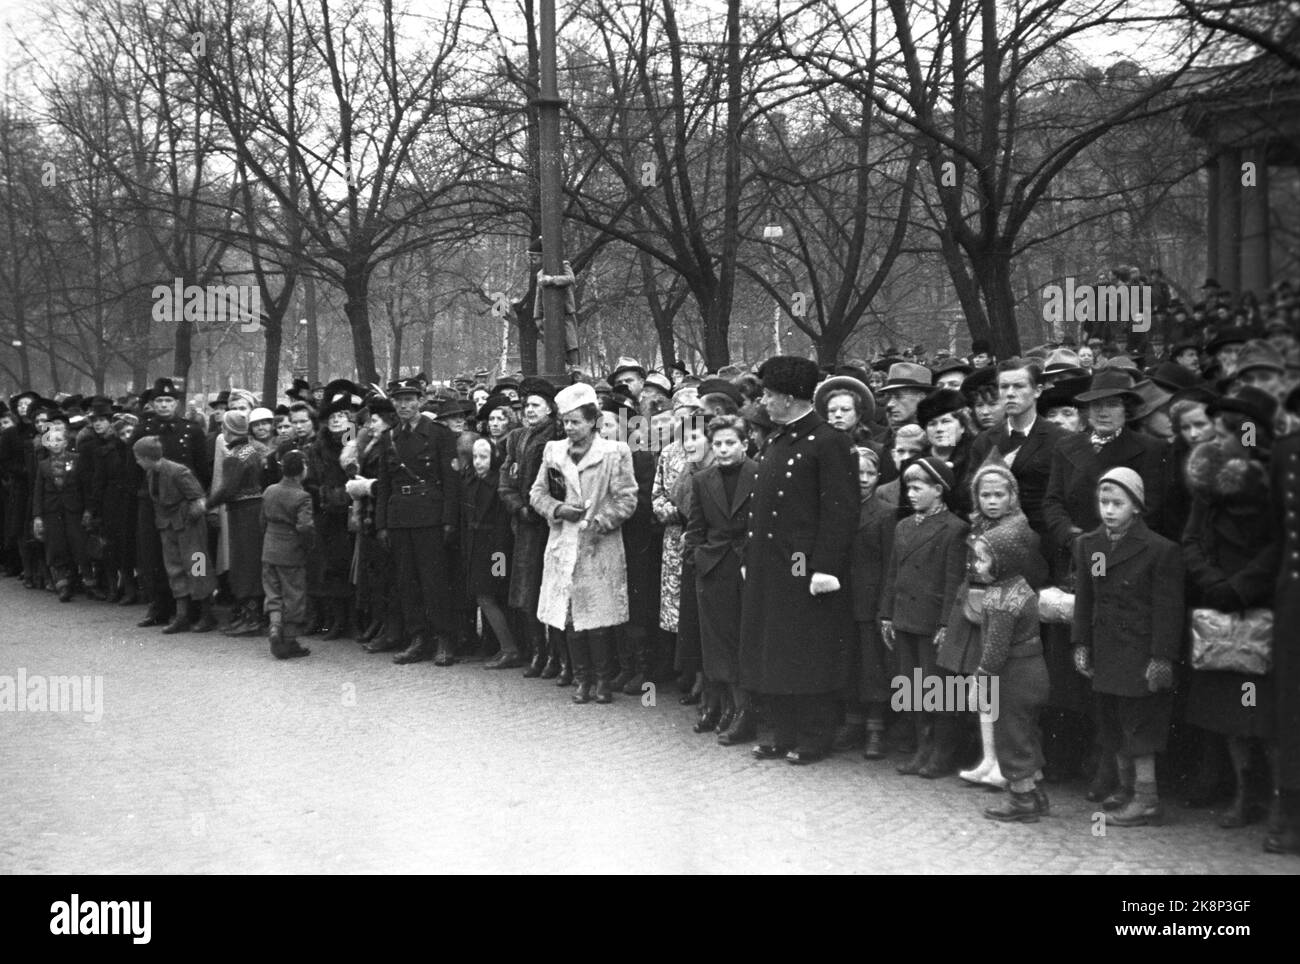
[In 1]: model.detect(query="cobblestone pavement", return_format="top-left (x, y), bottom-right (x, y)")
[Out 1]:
top-left (0, 580), bottom-right (1291, 875)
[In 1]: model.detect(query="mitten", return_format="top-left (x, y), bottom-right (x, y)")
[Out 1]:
top-left (1145, 657), bottom-right (1174, 693)
top-left (345, 477), bottom-right (374, 500)
top-left (1072, 645), bottom-right (1093, 678)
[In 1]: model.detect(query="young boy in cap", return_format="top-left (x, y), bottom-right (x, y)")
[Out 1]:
top-left (880, 455), bottom-right (969, 777)
top-left (1071, 466), bottom-right (1184, 826)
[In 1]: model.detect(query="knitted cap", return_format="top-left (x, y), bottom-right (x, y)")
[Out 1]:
top-left (222, 409), bottom-right (249, 436)
top-left (1097, 466), bottom-right (1145, 510)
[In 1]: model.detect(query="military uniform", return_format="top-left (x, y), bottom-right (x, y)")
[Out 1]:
top-left (375, 405), bottom-right (462, 661)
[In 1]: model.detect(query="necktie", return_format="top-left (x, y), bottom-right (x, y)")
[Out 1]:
top-left (998, 428), bottom-right (1027, 455)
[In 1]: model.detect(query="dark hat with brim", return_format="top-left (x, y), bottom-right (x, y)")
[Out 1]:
top-left (814, 375), bottom-right (876, 423)
top-left (759, 355), bottom-right (821, 401)
top-left (697, 377), bottom-right (745, 408)
top-left (960, 366), bottom-right (999, 399)
top-left (916, 388), bottom-right (966, 427)
top-left (1206, 326), bottom-right (1252, 354)
top-left (1149, 361), bottom-right (1203, 392)
top-left (437, 399), bottom-right (475, 419)
top-left (478, 393), bottom-right (515, 422)
top-left (1076, 368), bottom-right (1140, 404)
top-left (1131, 379), bottom-right (1173, 422)
top-left (1207, 387), bottom-right (1277, 436)
top-left (210, 390), bottom-right (231, 408)
top-left (285, 378), bottom-right (312, 402)
top-left (931, 356), bottom-right (973, 380)
top-left (386, 377), bottom-right (425, 397)
top-left (879, 362), bottom-right (933, 394)
top-left (1037, 384), bottom-right (1082, 417)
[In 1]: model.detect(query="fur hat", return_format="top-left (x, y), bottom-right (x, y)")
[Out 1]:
top-left (916, 388), bottom-right (966, 427)
top-left (759, 355), bottom-right (821, 400)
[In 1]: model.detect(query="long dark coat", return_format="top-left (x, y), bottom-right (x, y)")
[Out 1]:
top-left (1043, 429), bottom-right (1171, 579)
top-left (91, 435), bottom-right (140, 571)
top-left (1270, 433), bottom-right (1300, 790)
top-left (879, 509), bottom-right (968, 636)
top-left (461, 469), bottom-right (513, 598)
top-left (848, 491), bottom-right (897, 702)
top-left (684, 459), bottom-right (756, 684)
top-left (1183, 453), bottom-right (1276, 738)
top-left (623, 447), bottom-right (663, 630)
top-left (738, 409), bottom-right (858, 695)
top-left (1071, 518), bottom-right (1184, 697)
top-left (499, 418), bottom-right (561, 613)
top-left (306, 430), bottom-right (353, 596)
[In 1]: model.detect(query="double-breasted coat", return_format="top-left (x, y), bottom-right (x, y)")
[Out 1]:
top-left (684, 459), bottom-right (757, 683)
top-left (529, 434), bottom-right (638, 632)
top-left (1071, 518), bottom-right (1184, 697)
top-left (1270, 433), bottom-right (1300, 790)
top-left (879, 509), bottom-right (969, 636)
top-left (738, 409), bottom-right (858, 695)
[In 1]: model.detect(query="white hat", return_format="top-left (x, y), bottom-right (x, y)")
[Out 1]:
top-left (554, 382), bottom-right (598, 414)
top-left (249, 407), bottom-right (274, 424)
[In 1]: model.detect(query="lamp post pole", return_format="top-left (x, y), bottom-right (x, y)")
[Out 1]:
top-left (534, 0), bottom-right (568, 380)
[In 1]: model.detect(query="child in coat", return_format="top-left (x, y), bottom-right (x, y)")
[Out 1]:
top-left (464, 437), bottom-right (518, 668)
top-left (881, 456), bottom-right (969, 777)
top-left (260, 450), bottom-right (318, 659)
top-left (1072, 467), bottom-right (1185, 826)
top-left (32, 420), bottom-right (92, 601)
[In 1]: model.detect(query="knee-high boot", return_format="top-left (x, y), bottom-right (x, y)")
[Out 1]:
top-left (919, 712), bottom-right (961, 778)
top-left (612, 626), bottom-right (636, 691)
top-left (569, 631), bottom-right (593, 703)
top-left (524, 620), bottom-right (547, 678)
top-left (590, 629), bottom-right (615, 704)
top-left (554, 629), bottom-right (573, 687)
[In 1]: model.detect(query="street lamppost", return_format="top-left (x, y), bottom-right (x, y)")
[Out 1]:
top-left (534, 0), bottom-right (567, 380)
top-left (763, 223), bottom-right (784, 356)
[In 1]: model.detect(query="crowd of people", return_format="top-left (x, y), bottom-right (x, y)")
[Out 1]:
top-left (1, 273), bottom-right (1298, 854)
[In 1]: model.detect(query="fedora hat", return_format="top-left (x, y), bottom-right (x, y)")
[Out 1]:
top-left (1076, 368), bottom-right (1141, 404)
top-left (1130, 379), bottom-right (1173, 421)
top-left (879, 362), bottom-right (933, 393)
top-left (608, 356), bottom-right (646, 381)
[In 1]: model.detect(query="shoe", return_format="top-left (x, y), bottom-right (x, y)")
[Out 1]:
top-left (572, 681), bottom-right (593, 704)
top-left (716, 706), bottom-right (735, 734)
top-left (594, 679), bottom-right (613, 704)
top-left (117, 583), bottom-right (138, 606)
top-left (1103, 787), bottom-right (1135, 812)
top-left (1263, 827), bottom-right (1300, 856)
top-left (896, 737), bottom-right (931, 776)
top-left (161, 612), bottom-right (192, 635)
top-left (786, 749), bottom-right (826, 765)
top-left (555, 661), bottom-right (573, 687)
top-left (960, 758), bottom-right (995, 785)
top-left (485, 651), bottom-right (523, 670)
top-left (87, 586), bottom-right (108, 601)
top-left (621, 672), bottom-right (646, 695)
top-left (1085, 757), bottom-right (1119, 803)
top-left (1032, 786), bottom-right (1051, 815)
top-left (269, 625), bottom-right (285, 657)
top-left (358, 618), bottom-right (383, 644)
top-left (831, 722), bottom-right (865, 752)
top-left (862, 730), bottom-right (886, 760)
top-left (281, 639), bottom-right (310, 659)
top-left (718, 710), bottom-right (756, 746)
top-left (137, 610), bottom-right (168, 628)
top-left (693, 707), bottom-right (721, 733)
top-left (57, 582), bottom-right (74, 603)
top-left (1217, 792), bottom-right (1262, 829)
top-left (523, 646), bottom-right (547, 678)
top-left (364, 634), bottom-right (403, 653)
top-left (752, 743), bottom-right (793, 760)
top-left (679, 690), bottom-right (702, 706)
top-left (433, 640), bottom-right (458, 666)
top-left (192, 601), bottom-right (218, 633)
top-left (984, 791), bottom-right (1041, 823)
top-left (222, 612), bottom-right (252, 636)
top-left (1108, 797), bottom-right (1163, 827)
top-left (979, 765), bottom-right (1009, 790)
top-left (393, 636), bottom-right (433, 664)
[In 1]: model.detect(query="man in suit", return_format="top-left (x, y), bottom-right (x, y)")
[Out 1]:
top-left (739, 356), bottom-right (859, 765)
top-left (374, 377), bottom-right (462, 665)
top-left (134, 435), bottom-right (216, 634)
top-left (967, 359), bottom-right (1068, 538)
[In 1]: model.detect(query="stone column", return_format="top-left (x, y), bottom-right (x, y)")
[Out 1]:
top-left (1206, 155), bottom-right (1220, 285)
top-left (1217, 146), bottom-right (1242, 295)
top-left (1240, 143), bottom-right (1271, 297)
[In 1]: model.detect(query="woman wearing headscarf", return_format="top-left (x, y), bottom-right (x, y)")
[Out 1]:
top-left (207, 407), bottom-right (271, 636)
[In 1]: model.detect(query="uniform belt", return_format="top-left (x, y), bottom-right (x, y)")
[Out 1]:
top-left (397, 482), bottom-right (434, 496)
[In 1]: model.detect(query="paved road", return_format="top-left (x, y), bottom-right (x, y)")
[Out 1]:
top-left (0, 579), bottom-right (1290, 874)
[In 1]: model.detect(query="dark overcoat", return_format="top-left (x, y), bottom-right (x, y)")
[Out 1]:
top-left (1183, 454), bottom-right (1276, 738)
top-left (374, 414), bottom-right (461, 531)
top-left (1071, 518), bottom-right (1184, 697)
top-left (684, 459), bottom-right (756, 684)
top-left (499, 417), bottom-right (562, 612)
top-left (622, 448), bottom-right (663, 630)
top-left (879, 509), bottom-right (968, 636)
top-left (1270, 434), bottom-right (1300, 789)
top-left (141, 413), bottom-right (208, 486)
top-left (461, 469), bottom-right (513, 598)
top-left (738, 409), bottom-right (858, 695)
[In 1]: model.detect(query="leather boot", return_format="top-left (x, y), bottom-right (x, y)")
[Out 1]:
top-left (919, 714), bottom-right (961, 779)
top-left (896, 718), bottom-right (931, 776)
top-left (540, 628), bottom-right (561, 679)
top-left (718, 704), bottom-right (757, 745)
top-left (268, 614), bottom-right (288, 658)
top-left (1103, 757), bottom-right (1136, 811)
top-left (118, 574), bottom-right (139, 606)
top-left (1263, 789), bottom-right (1300, 855)
top-left (358, 615), bottom-right (383, 644)
top-left (192, 597), bottom-right (218, 633)
top-left (393, 634), bottom-right (433, 664)
top-left (433, 635), bottom-right (458, 666)
top-left (523, 623), bottom-right (547, 678)
top-left (1108, 783), bottom-right (1163, 827)
top-left (137, 603), bottom-right (168, 627)
top-left (590, 629), bottom-right (615, 704)
top-left (863, 725), bottom-right (887, 760)
top-left (611, 629), bottom-right (636, 691)
top-left (235, 600), bottom-right (267, 637)
top-left (365, 629), bottom-right (404, 653)
top-left (162, 598), bottom-right (192, 634)
top-left (223, 600), bottom-right (252, 636)
top-left (622, 635), bottom-right (651, 695)
top-left (1085, 748), bottom-right (1120, 802)
top-left (570, 632), bottom-right (593, 703)
top-left (555, 634), bottom-right (573, 687)
top-left (323, 598), bottom-right (351, 640)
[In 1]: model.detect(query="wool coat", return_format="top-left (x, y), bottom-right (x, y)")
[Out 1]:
top-left (461, 469), bottom-right (513, 598)
top-left (499, 418), bottom-right (562, 612)
top-left (1071, 518), bottom-right (1185, 698)
top-left (1270, 433), bottom-right (1300, 789)
top-left (879, 509), bottom-right (968, 636)
top-left (684, 459), bottom-right (757, 683)
top-left (738, 409), bottom-right (858, 695)
top-left (529, 434), bottom-right (638, 632)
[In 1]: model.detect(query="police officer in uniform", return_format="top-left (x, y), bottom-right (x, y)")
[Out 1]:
top-left (375, 377), bottom-right (462, 665)
top-left (136, 378), bottom-right (208, 627)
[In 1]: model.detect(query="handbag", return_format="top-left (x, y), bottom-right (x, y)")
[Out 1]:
top-left (1190, 607), bottom-right (1273, 676)
top-left (546, 466), bottom-right (567, 502)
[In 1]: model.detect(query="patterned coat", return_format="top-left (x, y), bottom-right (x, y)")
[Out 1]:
top-left (653, 442), bottom-right (688, 632)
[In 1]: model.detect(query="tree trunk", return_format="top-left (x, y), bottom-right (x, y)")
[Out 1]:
top-left (304, 274), bottom-right (320, 384)
top-left (342, 263), bottom-right (377, 383)
top-left (422, 327), bottom-right (434, 382)
top-left (262, 311), bottom-right (283, 404)
top-left (974, 248), bottom-right (1021, 358)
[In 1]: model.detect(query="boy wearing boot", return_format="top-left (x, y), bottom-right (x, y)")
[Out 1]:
top-left (881, 456), bottom-right (968, 777)
top-left (260, 449), bottom-right (316, 659)
top-left (1072, 467), bottom-right (1184, 827)
top-left (134, 436), bottom-right (217, 633)
top-left (32, 421), bottom-right (92, 602)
